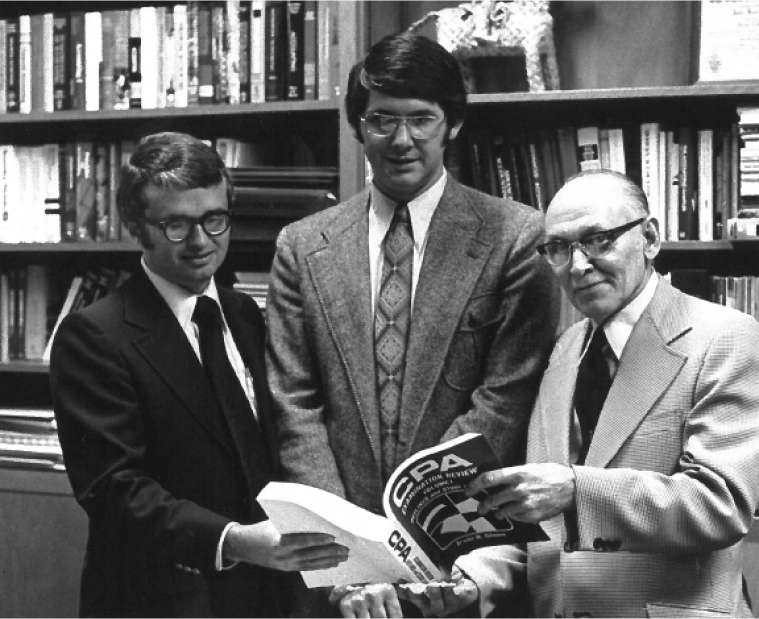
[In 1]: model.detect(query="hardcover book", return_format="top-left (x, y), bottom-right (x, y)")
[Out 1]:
top-left (259, 433), bottom-right (547, 588)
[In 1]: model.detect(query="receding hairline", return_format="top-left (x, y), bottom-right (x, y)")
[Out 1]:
top-left (548, 171), bottom-right (649, 219)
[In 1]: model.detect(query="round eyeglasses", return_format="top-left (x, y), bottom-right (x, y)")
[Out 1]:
top-left (360, 113), bottom-right (446, 140)
top-left (536, 218), bottom-right (647, 268)
top-left (140, 210), bottom-right (233, 243)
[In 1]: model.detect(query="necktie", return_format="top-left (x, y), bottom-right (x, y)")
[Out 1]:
top-left (574, 326), bottom-right (615, 465)
top-left (193, 296), bottom-right (270, 479)
top-left (375, 203), bottom-right (414, 482)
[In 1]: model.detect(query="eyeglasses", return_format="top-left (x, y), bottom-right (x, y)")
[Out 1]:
top-left (360, 113), bottom-right (446, 140)
top-left (141, 210), bottom-right (233, 243)
top-left (536, 218), bottom-right (647, 268)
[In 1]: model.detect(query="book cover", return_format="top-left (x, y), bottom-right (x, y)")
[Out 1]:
top-left (576, 127), bottom-right (601, 172)
top-left (238, 1), bottom-right (251, 103)
top-left (250, 0), bottom-right (265, 102)
top-left (259, 434), bottom-right (547, 588)
top-left (285, 0), bottom-right (305, 101)
top-left (302, 0), bottom-right (316, 100)
top-left (30, 14), bottom-right (54, 113)
top-left (5, 16), bottom-right (19, 113)
top-left (52, 12), bottom-right (69, 111)
top-left (264, 1), bottom-right (286, 102)
top-left (69, 11), bottom-right (85, 111)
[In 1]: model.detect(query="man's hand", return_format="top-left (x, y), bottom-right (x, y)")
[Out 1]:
top-left (398, 568), bottom-right (479, 617)
top-left (329, 583), bottom-right (403, 618)
top-left (223, 520), bottom-right (349, 571)
top-left (466, 463), bottom-right (577, 523)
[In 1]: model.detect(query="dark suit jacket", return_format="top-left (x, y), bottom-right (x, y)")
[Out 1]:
top-left (266, 177), bottom-right (559, 515)
top-left (50, 269), bottom-right (289, 618)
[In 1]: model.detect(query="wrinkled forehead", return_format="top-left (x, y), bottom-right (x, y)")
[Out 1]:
top-left (545, 177), bottom-right (638, 238)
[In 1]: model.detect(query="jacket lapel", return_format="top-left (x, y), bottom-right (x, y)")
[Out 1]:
top-left (306, 191), bottom-right (381, 458)
top-left (398, 180), bottom-right (494, 461)
top-left (586, 279), bottom-right (689, 468)
top-left (124, 271), bottom-right (238, 459)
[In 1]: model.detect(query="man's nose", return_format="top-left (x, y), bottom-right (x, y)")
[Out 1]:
top-left (569, 244), bottom-right (593, 275)
top-left (186, 223), bottom-right (211, 245)
top-left (390, 120), bottom-right (413, 146)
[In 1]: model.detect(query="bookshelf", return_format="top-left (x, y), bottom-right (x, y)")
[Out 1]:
top-left (0, 1), bottom-right (367, 615)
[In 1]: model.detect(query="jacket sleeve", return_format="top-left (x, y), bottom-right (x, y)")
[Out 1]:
top-left (266, 225), bottom-right (348, 498)
top-left (442, 207), bottom-right (559, 466)
top-left (50, 310), bottom-right (231, 573)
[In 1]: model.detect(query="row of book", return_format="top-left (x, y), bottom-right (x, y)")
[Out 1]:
top-left (0, 408), bottom-right (63, 471)
top-left (458, 121), bottom-right (745, 242)
top-left (0, 135), bottom-right (337, 245)
top-left (0, 0), bottom-right (341, 114)
top-left (233, 271), bottom-right (269, 312)
top-left (738, 107), bottom-right (759, 204)
top-left (0, 265), bottom-right (129, 363)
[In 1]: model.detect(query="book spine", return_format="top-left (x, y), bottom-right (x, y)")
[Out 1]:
top-left (128, 8), bottom-right (141, 109)
top-left (18, 15), bottom-right (31, 114)
top-left (238, 2), bottom-right (251, 103)
top-left (678, 126), bottom-right (698, 241)
top-left (316, 1), bottom-right (330, 100)
top-left (0, 20), bottom-right (6, 113)
top-left (598, 128), bottom-right (610, 170)
top-left (640, 122), bottom-right (661, 225)
top-left (42, 143), bottom-right (60, 243)
top-left (528, 141), bottom-right (546, 211)
top-left (94, 142), bottom-right (109, 242)
top-left (576, 126), bottom-right (601, 171)
top-left (107, 141), bottom-right (121, 241)
top-left (173, 4), bottom-right (188, 108)
top-left (250, 0), bottom-right (265, 102)
top-left (197, 2), bottom-right (215, 105)
top-left (5, 17), bottom-right (19, 113)
top-left (329, 0), bottom-right (340, 99)
top-left (75, 141), bottom-right (96, 242)
top-left (23, 265), bottom-right (48, 361)
top-left (608, 128), bottom-right (626, 174)
top-left (69, 12), bottom-right (85, 111)
top-left (52, 13), bottom-right (69, 111)
top-left (155, 6), bottom-right (167, 108)
top-left (212, 3), bottom-right (228, 104)
top-left (30, 15), bottom-right (46, 113)
top-left (286, 1), bottom-right (304, 100)
top-left (226, 0), bottom-right (241, 105)
top-left (302, 0), bottom-right (316, 101)
top-left (59, 142), bottom-right (77, 242)
top-left (665, 130), bottom-right (680, 242)
top-left (698, 129), bottom-right (715, 241)
top-left (555, 127), bottom-right (579, 182)
top-left (84, 12), bottom-right (102, 112)
top-left (0, 271), bottom-right (8, 363)
top-left (187, 1), bottom-right (199, 105)
top-left (265, 1), bottom-right (286, 102)
top-left (139, 6), bottom-right (158, 109)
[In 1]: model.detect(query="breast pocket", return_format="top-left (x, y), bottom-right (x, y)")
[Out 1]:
top-left (443, 292), bottom-right (503, 391)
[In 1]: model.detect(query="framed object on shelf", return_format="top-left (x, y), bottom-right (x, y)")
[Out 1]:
top-left (698, 0), bottom-right (759, 83)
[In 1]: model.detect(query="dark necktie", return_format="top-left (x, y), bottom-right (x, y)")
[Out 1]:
top-left (193, 295), bottom-right (270, 478)
top-left (375, 203), bottom-right (414, 482)
top-left (574, 326), bottom-right (615, 465)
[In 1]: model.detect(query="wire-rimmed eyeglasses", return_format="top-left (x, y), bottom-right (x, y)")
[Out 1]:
top-left (536, 218), bottom-right (647, 267)
top-left (360, 113), bottom-right (446, 140)
top-left (140, 210), bottom-right (233, 243)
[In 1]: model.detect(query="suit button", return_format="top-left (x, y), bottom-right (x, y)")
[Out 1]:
top-left (554, 613), bottom-right (563, 618)
top-left (609, 540), bottom-right (621, 551)
top-left (593, 538), bottom-right (604, 551)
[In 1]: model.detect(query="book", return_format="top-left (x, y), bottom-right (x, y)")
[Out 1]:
top-left (285, 1), bottom-right (305, 101)
top-left (75, 141), bottom-right (96, 241)
top-left (69, 11), bottom-right (85, 111)
top-left (640, 123), bottom-right (662, 226)
top-left (258, 433), bottom-right (547, 588)
top-left (23, 265), bottom-right (49, 361)
top-left (186, 1), bottom-right (200, 105)
top-left (238, 1), bottom-right (251, 103)
top-left (139, 6), bottom-right (158, 110)
top-left (59, 142), bottom-right (77, 242)
top-left (94, 142), bottom-right (109, 242)
top-left (171, 4), bottom-right (189, 108)
top-left (211, 3), bottom-right (227, 105)
top-left (316, 0), bottom-right (331, 100)
top-left (576, 127), bottom-right (601, 171)
top-left (101, 10), bottom-right (130, 111)
top-left (698, 129), bottom-right (715, 241)
top-left (52, 12), bottom-right (70, 111)
top-left (84, 12), bottom-right (102, 112)
top-left (30, 13), bottom-right (54, 113)
top-left (678, 126), bottom-right (698, 241)
top-left (265, 1), bottom-right (286, 102)
top-left (127, 8), bottom-right (141, 109)
top-left (665, 129), bottom-right (680, 241)
top-left (302, 0), bottom-right (317, 100)
top-left (555, 127), bottom-right (579, 183)
top-left (607, 128), bottom-right (626, 174)
top-left (250, 0), bottom-right (265, 102)
top-left (5, 16), bottom-right (19, 113)
top-left (197, 2), bottom-right (214, 105)
top-left (226, 0), bottom-right (241, 105)
top-left (107, 141), bottom-right (121, 241)
top-left (18, 15), bottom-right (31, 114)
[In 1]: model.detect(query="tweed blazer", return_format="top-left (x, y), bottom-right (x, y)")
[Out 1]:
top-left (50, 270), bottom-right (286, 617)
top-left (266, 177), bottom-right (558, 514)
top-left (463, 278), bottom-right (759, 618)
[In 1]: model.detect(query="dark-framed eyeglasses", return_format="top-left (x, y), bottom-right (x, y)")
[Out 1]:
top-left (536, 217), bottom-right (647, 268)
top-left (140, 210), bottom-right (233, 243)
top-left (359, 113), bottom-right (446, 140)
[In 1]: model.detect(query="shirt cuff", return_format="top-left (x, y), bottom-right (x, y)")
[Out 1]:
top-left (455, 545), bottom-right (526, 617)
top-left (216, 521), bottom-right (240, 571)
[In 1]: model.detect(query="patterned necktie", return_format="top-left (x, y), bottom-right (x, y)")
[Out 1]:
top-left (375, 203), bottom-right (414, 482)
top-left (193, 296), bottom-right (270, 478)
top-left (574, 326), bottom-right (615, 465)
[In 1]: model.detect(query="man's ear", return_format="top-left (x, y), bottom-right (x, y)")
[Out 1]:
top-left (643, 217), bottom-right (661, 261)
top-left (448, 119), bottom-right (464, 142)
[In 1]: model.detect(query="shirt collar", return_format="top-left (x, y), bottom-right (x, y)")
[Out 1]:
top-left (596, 270), bottom-right (659, 360)
top-left (369, 171), bottom-right (447, 249)
top-left (141, 258), bottom-right (220, 330)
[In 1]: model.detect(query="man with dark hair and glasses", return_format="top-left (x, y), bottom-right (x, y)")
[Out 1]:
top-left (402, 169), bottom-right (759, 618)
top-left (49, 132), bottom-right (348, 618)
top-left (265, 33), bottom-right (557, 616)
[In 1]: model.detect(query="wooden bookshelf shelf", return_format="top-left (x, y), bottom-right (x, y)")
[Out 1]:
top-left (0, 361), bottom-right (49, 374)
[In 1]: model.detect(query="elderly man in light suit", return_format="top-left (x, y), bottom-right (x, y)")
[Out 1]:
top-left (400, 170), bottom-right (759, 618)
top-left (266, 33), bottom-right (558, 616)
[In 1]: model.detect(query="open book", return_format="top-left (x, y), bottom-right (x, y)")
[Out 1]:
top-left (258, 433), bottom-right (547, 587)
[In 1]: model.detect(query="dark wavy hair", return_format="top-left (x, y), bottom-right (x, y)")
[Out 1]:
top-left (117, 132), bottom-right (232, 226)
top-left (345, 34), bottom-right (467, 143)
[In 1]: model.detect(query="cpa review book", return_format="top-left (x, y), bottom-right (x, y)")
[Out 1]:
top-left (258, 433), bottom-right (547, 587)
